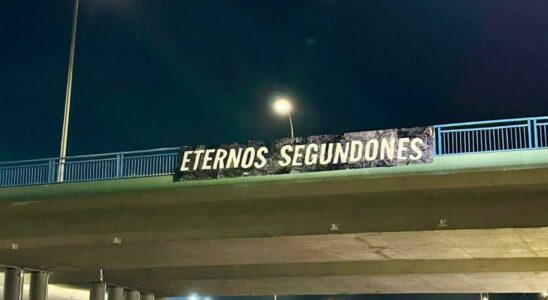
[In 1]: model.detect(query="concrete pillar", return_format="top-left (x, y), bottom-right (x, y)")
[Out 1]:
top-left (124, 290), bottom-right (139, 300)
top-left (140, 293), bottom-right (154, 300)
top-left (3, 268), bottom-right (24, 300)
top-left (108, 287), bottom-right (124, 300)
top-left (90, 283), bottom-right (106, 300)
top-left (29, 272), bottom-right (49, 300)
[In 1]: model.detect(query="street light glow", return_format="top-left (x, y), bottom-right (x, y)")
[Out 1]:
top-left (273, 98), bottom-right (292, 115)
top-left (271, 97), bottom-right (295, 139)
top-left (189, 293), bottom-right (199, 300)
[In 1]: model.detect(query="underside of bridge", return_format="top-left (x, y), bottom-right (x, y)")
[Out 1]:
top-left (2, 150), bottom-right (548, 296)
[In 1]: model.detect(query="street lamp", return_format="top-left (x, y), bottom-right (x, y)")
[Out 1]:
top-left (272, 97), bottom-right (294, 140)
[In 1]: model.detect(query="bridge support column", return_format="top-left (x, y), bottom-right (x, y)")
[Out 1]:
top-left (108, 287), bottom-right (124, 300)
top-left (90, 283), bottom-right (106, 300)
top-left (30, 271), bottom-right (49, 300)
top-left (125, 290), bottom-right (140, 300)
top-left (141, 293), bottom-right (154, 300)
top-left (3, 268), bottom-right (24, 300)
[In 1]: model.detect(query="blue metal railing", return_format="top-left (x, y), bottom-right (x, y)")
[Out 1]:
top-left (434, 116), bottom-right (548, 155)
top-left (0, 116), bottom-right (547, 188)
top-left (0, 148), bottom-right (179, 187)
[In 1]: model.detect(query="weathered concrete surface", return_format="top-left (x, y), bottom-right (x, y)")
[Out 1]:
top-left (1, 150), bottom-right (548, 296)
top-left (4, 228), bottom-right (548, 270)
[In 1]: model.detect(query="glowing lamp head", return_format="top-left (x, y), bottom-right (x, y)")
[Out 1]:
top-left (273, 98), bottom-right (292, 115)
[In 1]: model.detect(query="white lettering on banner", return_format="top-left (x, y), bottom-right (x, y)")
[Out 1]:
top-left (175, 126), bottom-right (434, 182)
top-left (179, 137), bottom-right (427, 172)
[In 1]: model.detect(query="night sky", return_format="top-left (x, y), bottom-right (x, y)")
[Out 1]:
top-left (1, 1), bottom-right (548, 161)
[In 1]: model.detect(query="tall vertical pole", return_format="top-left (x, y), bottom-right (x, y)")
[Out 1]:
top-left (58, 0), bottom-right (79, 182)
top-left (3, 268), bottom-right (24, 300)
top-left (108, 287), bottom-right (124, 300)
top-left (140, 293), bottom-right (154, 300)
top-left (124, 290), bottom-right (140, 300)
top-left (29, 271), bottom-right (50, 300)
top-left (89, 283), bottom-right (106, 300)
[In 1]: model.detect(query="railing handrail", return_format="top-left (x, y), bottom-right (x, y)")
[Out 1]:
top-left (0, 162), bottom-right (50, 170)
top-left (0, 116), bottom-right (547, 188)
top-left (436, 116), bottom-right (547, 128)
top-left (441, 124), bottom-right (529, 133)
top-left (0, 147), bottom-right (180, 166)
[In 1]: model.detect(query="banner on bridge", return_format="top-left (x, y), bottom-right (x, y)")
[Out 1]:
top-left (174, 126), bottom-right (434, 181)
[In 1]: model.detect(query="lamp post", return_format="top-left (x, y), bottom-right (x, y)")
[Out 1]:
top-left (272, 97), bottom-right (294, 140)
top-left (58, 0), bottom-right (79, 182)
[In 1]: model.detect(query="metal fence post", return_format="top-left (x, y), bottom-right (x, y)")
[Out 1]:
top-left (116, 153), bottom-right (124, 178)
top-left (436, 126), bottom-right (443, 155)
top-left (48, 159), bottom-right (55, 184)
top-left (527, 119), bottom-right (534, 149)
top-left (532, 119), bottom-right (539, 148)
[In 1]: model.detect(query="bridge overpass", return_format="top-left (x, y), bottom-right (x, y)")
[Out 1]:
top-left (1, 116), bottom-right (548, 299)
